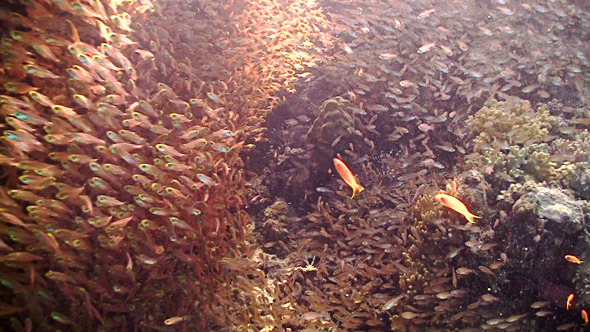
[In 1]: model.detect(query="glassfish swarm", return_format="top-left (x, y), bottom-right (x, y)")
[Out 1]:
top-left (333, 157), bottom-right (364, 198)
top-left (434, 192), bottom-right (481, 223)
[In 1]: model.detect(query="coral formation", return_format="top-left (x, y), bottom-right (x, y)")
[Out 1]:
top-left (2, 0), bottom-right (590, 331)
top-left (465, 97), bottom-right (556, 181)
top-left (306, 96), bottom-right (361, 151)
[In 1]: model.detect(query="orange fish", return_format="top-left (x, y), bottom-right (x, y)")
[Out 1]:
top-left (333, 158), bottom-right (364, 198)
top-left (567, 293), bottom-right (574, 310)
top-left (434, 192), bottom-right (481, 223)
top-left (582, 309), bottom-right (588, 325)
top-left (565, 255), bottom-right (582, 264)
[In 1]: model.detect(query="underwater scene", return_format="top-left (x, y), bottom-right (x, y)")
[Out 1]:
top-left (1, 0), bottom-right (590, 331)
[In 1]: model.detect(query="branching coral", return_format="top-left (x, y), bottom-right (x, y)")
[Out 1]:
top-left (465, 97), bottom-right (556, 182)
top-left (467, 97), bottom-right (555, 152)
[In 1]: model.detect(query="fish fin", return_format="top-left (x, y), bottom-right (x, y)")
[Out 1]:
top-left (351, 185), bottom-right (364, 199)
top-left (465, 213), bottom-right (481, 223)
top-left (66, 19), bottom-right (80, 43)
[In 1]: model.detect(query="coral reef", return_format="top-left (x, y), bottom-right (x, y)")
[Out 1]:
top-left (2, 0), bottom-right (590, 331)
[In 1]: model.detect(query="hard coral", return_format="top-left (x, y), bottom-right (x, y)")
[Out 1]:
top-left (467, 97), bottom-right (555, 151)
top-left (306, 96), bottom-right (361, 150)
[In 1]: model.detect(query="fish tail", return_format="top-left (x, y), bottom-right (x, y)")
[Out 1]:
top-left (351, 185), bottom-right (364, 199)
top-left (465, 213), bottom-right (481, 223)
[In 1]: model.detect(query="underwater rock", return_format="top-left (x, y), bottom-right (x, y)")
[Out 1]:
top-left (512, 183), bottom-right (584, 235)
top-left (574, 259), bottom-right (590, 307)
top-left (258, 198), bottom-right (294, 255)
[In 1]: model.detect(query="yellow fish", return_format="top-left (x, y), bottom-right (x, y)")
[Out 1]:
top-left (333, 158), bottom-right (364, 198)
top-left (434, 192), bottom-right (480, 223)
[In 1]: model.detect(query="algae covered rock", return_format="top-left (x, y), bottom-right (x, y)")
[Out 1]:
top-left (574, 258), bottom-right (590, 306)
top-left (512, 185), bottom-right (584, 234)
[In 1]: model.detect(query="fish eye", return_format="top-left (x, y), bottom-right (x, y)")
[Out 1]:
top-left (14, 112), bottom-right (29, 120)
top-left (5, 131), bottom-right (20, 141)
top-left (19, 176), bottom-right (31, 184)
top-left (10, 30), bottom-right (22, 40)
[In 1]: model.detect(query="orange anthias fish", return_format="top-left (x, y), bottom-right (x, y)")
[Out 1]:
top-left (567, 293), bottom-right (574, 310)
top-left (333, 158), bottom-right (364, 199)
top-left (582, 309), bottom-right (588, 325)
top-left (434, 192), bottom-right (481, 223)
top-left (565, 255), bottom-right (582, 264)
